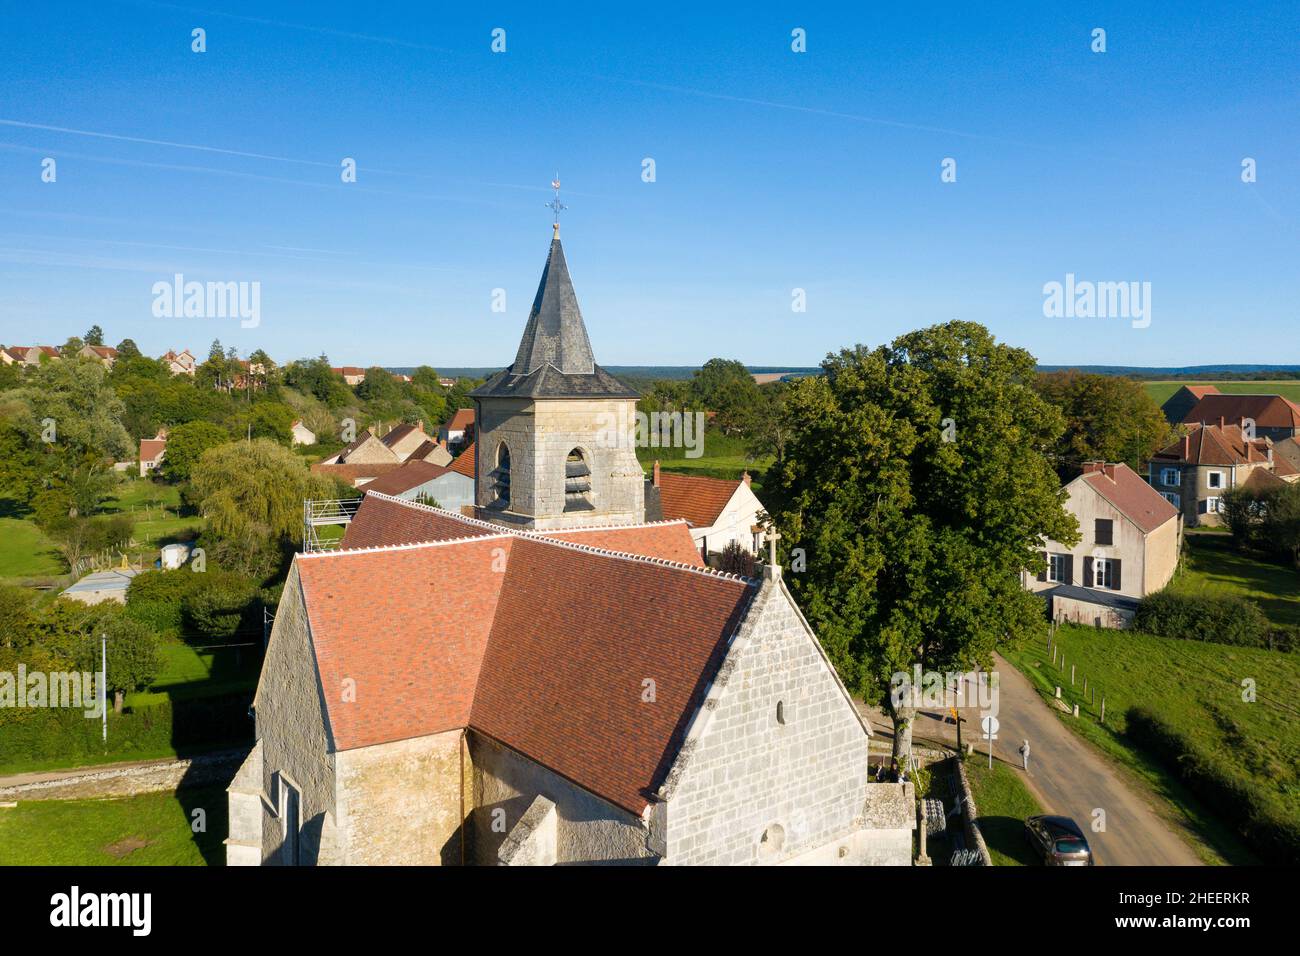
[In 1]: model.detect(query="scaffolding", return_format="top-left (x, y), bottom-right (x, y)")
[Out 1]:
top-left (303, 498), bottom-right (362, 552)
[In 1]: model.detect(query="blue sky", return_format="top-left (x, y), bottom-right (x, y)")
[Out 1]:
top-left (1, 1), bottom-right (1297, 369)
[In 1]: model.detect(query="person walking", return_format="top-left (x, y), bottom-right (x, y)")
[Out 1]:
top-left (1018, 738), bottom-right (1031, 772)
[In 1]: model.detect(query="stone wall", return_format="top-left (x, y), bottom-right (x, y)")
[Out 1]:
top-left (952, 757), bottom-right (993, 866)
top-left (251, 564), bottom-right (337, 864)
top-left (334, 729), bottom-right (471, 865)
top-left (659, 575), bottom-right (880, 865)
top-left (469, 734), bottom-right (656, 865)
top-left (0, 748), bottom-right (246, 802)
top-left (476, 397), bottom-right (644, 529)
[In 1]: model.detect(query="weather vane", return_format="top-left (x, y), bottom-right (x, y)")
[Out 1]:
top-left (545, 174), bottom-right (567, 237)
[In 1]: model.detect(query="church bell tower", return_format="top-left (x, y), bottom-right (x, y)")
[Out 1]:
top-left (469, 225), bottom-right (645, 531)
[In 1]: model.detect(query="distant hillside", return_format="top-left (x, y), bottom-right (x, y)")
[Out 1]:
top-left (390, 365), bottom-right (823, 381)
top-left (1040, 364), bottom-right (1300, 380)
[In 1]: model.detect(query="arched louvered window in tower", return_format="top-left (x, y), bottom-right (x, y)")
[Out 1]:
top-left (564, 447), bottom-right (593, 512)
top-left (492, 443), bottom-right (511, 507)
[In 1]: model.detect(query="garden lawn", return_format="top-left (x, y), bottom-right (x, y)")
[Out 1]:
top-left (1002, 624), bottom-right (1300, 864)
top-left (102, 479), bottom-right (201, 551)
top-left (0, 516), bottom-right (64, 581)
top-left (964, 754), bottom-right (1044, 866)
top-left (1169, 532), bottom-right (1300, 628)
top-left (0, 786), bottom-right (226, 865)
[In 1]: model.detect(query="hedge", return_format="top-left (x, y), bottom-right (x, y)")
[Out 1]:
top-left (0, 691), bottom-right (254, 773)
top-left (1125, 705), bottom-right (1300, 865)
top-left (1133, 591), bottom-right (1271, 648)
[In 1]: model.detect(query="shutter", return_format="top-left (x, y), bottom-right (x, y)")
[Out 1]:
top-left (1064, 554), bottom-right (1075, 585)
top-left (1083, 556), bottom-right (1094, 588)
top-left (1037, 551), bottom-right (1048, 583)
top-left (1112, 559), bottom-right (1122, 591)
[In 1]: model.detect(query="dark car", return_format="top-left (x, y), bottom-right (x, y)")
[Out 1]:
top-left (1024, 815), bottom-right (1094, 866)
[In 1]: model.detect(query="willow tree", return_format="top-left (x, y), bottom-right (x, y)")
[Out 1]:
top-left (767, 321), bottom-right (1079, 762)
top-left (190, 438), bottom-right (336, 580)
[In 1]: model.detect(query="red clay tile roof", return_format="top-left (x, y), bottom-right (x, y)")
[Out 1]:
top-left (297, 536), bottom-right (514, 748)
top-left (380, 422), bottom-right (425, 449)
top-left (1242, 468), bottom-right (1288, 493)
top-left (1185, 385), bottom-right (1221, 399)
top-left (656, 471), bottom-right (743, 528)
top-left (1153, 424), bottom-right (1270, 467)
top-left (1274, 439), bottom-right (1300, 476)
top-left (139, 438), bottom-right (167, 462)
top-left (292, 529), bottom-right (754, 812)
top-left (445, 408), bottom-right (475, 432)
top-left (1181, 393), bottom-right (1300, 430)
top-left (310, 462), bottom-right (406, 484)
top-left (1077, 462), bottom-right (1178, 534)
top-left (359, 459), bottom-right (457, 497)
top-left (341, 492), bottom-right (704, 566)
top-left (448, 442), bottom-right (476, 478)
top-left (470, 536), bottom-right (752, 813)
top-left (408, 439), bottom-right (446, 461)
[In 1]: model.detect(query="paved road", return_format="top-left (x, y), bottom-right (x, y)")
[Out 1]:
top-left (861, 655), bottom-right (1203, 866)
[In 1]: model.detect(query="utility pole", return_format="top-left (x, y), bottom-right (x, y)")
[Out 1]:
top-left (100, 633), bottom-right (107, 743)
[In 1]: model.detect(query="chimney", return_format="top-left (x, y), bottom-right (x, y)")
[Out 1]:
top-left (1218, 416), bottom-right (1226, 430)
top-left (1103, 463), bottom-right (1117, 481)
top-left (1082, 461), bottom-right (1102, 475)
top-left (417, 420), bottom-right (423, 433)
top-left (652, 460), bottom-right (661, 488)
top-left (742, 471), bottom-right (751, 486)
top-left (1182, 435), bottom-right (1190, 459)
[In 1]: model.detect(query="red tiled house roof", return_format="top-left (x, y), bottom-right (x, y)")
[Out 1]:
top-left (359, 459), bottom-right (456, 497)
top-left (139, 438), bottom-right (167, 462)
top-left (1153, 424), bottom-right (1271, 467)
top-left (448, 442), bottom-right (476, 478)
top-left (289, 526), bottom-right (754, 813)
top-left (656, 471), bottom-right (743, 528)
top-left (444, 408), bottom-right (475, 432)
top-left (1078, 462), bottom-right (1178, 534)
top-left (341, 491), bottom-right (704, 566)
top-left (1180, 393), bottom-right (1300, 430)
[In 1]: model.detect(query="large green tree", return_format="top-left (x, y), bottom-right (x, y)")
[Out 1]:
top-left (766, 322), bottom-right (1079, 761)
top-left (1034, 370), bottom-right (1172, 479)
top-left (162, 421), bottom-right (231, 481)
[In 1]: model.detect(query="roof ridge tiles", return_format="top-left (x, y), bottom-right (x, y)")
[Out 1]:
top-left (344, 490), bottom-right (757, 584)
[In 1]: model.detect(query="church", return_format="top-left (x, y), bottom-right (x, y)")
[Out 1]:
top-left (224, 227), bottom-right (914, 866)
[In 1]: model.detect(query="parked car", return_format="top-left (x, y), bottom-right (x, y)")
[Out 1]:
top-left (1024, 815), bottom-right (1094, 865)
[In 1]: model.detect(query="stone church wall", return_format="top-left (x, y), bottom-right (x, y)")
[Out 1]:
top-left (469, 734), bottom-right (657, 865)
top-left (660, 576), bottom-right (877, 865)
top-left (335, 729), bottom-right (471, 865)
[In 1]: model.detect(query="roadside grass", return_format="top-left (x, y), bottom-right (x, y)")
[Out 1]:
top-left (964, 754), bottom-right (1044, 866)
top-left (1001, 624), bottom-right (1300, 864)
top-left (1170, 531), bottom-right (1300, 628)
top-left (0, 786), bottom-right (226, 865)
top-left (0, 516), bottom-right (64, 581)
top-left (1142, 380), bottom-right (1300, 407)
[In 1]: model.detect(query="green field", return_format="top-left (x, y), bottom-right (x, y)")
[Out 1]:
top-left (0, 786), bottom-right (226, 866)
top-left (1170, 532), bottom-right (1300, 627)
top-left (1142, 380), bottom-right (1300, 408)
top-left (1002, 624), bottom-right (1300, 864)
top-left (0, 516), bottom-right (64, 582)
top-left (101, 479), bottom-right (202, 552)
top-left (964, 754), bottom-right (1044, 866)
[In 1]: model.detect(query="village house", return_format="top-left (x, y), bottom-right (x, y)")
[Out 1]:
top-left (1159, 383), bottom-right (1220, 424)
top-left (1178, 391), bottom-right (1300, 441)
top-left (76, 344), bottom-right (118, 366)
top-left (1148, 422), bottom-right (1294, 526)
top-left (160, 349), bottom-right (197, 376)
top-left (138, 431), bottom-right (168, 477)
top-left (405, 437), bottom-right (454, 467)
top-left (313, 429), bottom-right (401, 487)
top-left (290, 420), bottom-right (317, 446)
top-left (229, 229), bottom-right (915, 866)
top-left (377, 420), bottom-right (432, 461)
top-left (1025, 462), bottom-right (1181, 627)
top-left (6, 345), bottom-right (62, 366)
top-left (438, 408), bottom-right (475, 452)
top-left (352, 448), bottom-right (478, 513)
top-left (331, 366), bottom-right (366, 386)
top-left (650, 462), bottom-right (767, 562)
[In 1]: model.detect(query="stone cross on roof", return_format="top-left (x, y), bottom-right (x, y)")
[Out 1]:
top-left (764, 526), bottom-right (782, 581)
top-left (545, 175), bottom-right (567, 238)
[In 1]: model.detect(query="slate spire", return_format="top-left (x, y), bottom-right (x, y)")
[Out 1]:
top-left (511, 237), bottom-right (596, 376)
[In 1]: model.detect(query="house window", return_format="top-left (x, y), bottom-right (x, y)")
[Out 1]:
top-left (1206, 496), bottom-right (1222, 514)
top-left (1092, 558), bottom-right (1114, 589)
top-left (563, 448), bottom-right (593, 512)
top-left (1207, 471), bottom-right (1225, 490)
top-left (279, 776), bottom-right (300, 866)
top-left (1160, 492), bottom-right (1181, 509)
top-left (1048, 554), bottom-right (1067, 583)
top-left (492, 443), bottom-right (511, 507)
top-left (1160, 468), bottom-right (1180, 487)
top-left (1094, 519), bottom-right (1113, 546)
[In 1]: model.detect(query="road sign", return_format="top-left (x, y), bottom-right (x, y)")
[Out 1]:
top-left (980, 715), bottom-right (999, 738)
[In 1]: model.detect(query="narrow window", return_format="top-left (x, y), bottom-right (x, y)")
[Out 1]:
top-left (564, 448), bottom-right (592, 512)
top-left (1094, 519), bottom-right (1113, 546)
top-left (492, 443), bottom-right (511, 508)
top-left (280, 777), bottom-right (300, 866)
top-left (776, 700), bottom-right (786, 725)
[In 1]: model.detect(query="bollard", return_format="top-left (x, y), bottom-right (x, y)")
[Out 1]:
top-left (1071, 664), bottom-right (1075, 686)
top-left (1055, 686), bottom-right (1061, 699)
top-left (1100, 697), bottom-right (1105, 724)
top-left (1072, 703), bottom-right (1079, 718)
